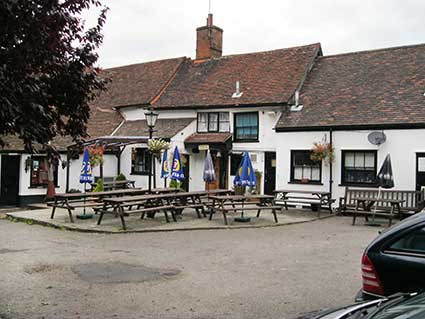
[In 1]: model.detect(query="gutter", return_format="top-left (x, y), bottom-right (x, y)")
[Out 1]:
top-left (275, 123), bottom-right (425, 132)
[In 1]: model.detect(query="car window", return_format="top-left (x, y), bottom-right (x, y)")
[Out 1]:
top-left (388, 227), bottom-right (425, 254)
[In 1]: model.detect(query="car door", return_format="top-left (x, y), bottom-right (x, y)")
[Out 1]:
top-left (378, 225), bottom-right (425, 294)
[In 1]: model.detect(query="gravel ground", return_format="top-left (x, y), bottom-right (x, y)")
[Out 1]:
top-left (0, 216), bottom-right (382, 319)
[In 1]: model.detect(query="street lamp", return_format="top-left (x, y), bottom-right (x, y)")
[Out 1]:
top-left (145, 108), bottom-right (159, 192)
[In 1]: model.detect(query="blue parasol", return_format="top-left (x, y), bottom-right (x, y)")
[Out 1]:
top-left (78, 148), bottom-right (93, 218)
top-left (233, 152), bottom-right (256, 187)
top-left (161, 150), bottom-right (170, 187)
top-left (233, 152), bottom-right (256, 222)
top-left (170, 146), bottom-right (184, 181)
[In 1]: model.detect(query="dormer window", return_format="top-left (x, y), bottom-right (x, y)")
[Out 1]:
top-left (197, 112), bottom-right (230, 133)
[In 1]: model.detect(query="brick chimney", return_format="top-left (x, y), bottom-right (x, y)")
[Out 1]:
top-left (196, 14), bottom-right (223, 60)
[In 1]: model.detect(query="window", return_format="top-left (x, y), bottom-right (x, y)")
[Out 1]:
top-left (234, 112), bottom-right (259, 141)
top-left (342, 151), bottom-right (377, 185)
top-left (131, 148), bottom-right (151, 175)
top-left (388, 227), bottom-right (425, 254)
top-left (290, 150), bottom-right (321, 183)
top-left (230, 153), bottom-right (243, 175)
top-left (197, 112), bottom-right (230, 133)
top-left (30, 156), bottom-right (58, 187)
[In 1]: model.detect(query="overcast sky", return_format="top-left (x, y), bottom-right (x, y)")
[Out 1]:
top-left (86, 0), bottom-right (425, 68)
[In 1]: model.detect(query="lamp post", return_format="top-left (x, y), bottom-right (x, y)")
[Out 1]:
top-left (145, 108), bottom-right (159, 192)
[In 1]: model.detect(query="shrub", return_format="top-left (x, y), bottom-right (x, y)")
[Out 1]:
top-left (116, 173), bottom-right (126, 181)
top-left (93, 179), bottom-right (104, 192)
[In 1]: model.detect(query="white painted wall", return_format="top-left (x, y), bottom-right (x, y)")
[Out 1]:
top-left (122, 106), bottom-right (197, 121)
top-left (275, 129), bottom-right (425, 203)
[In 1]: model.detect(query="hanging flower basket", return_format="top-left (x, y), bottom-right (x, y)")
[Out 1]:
top-left (88, 145), bottom-right (104, 168)
top-left (311, 142), bottom-right (334, 165)
top-left (148, 139), bottom-right (170, 156)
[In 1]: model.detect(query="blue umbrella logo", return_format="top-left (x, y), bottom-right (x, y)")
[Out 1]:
top-left (233, 152), bottom-right (256, 187)
top-left (170, 146), bottom-right (184, 180)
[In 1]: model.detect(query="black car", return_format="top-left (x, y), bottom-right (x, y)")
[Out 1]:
top-left (357, 211), bottom-right (425, 301)
top-left (296, 292), bottom-right (423, 319)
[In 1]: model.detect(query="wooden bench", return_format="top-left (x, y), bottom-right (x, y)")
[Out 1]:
top-left (210, 205), bottom-right (282, 225)
top-left (91, 180), bottom-right (135, 191)
top-left (339, 187), bottom-right (425, 217)
top-left (97, 204), bottom-right (176, 230)
top-left (274, 190), bottom-right (335, 217)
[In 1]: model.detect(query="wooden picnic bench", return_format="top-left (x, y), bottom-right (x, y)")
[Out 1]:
top-left (273, 189), bottom-right (335, 217)
top-left (98, 194), bottom-right (178, 229)
top-left (351, 196), bottom-right (405, 226)
top-left (97, 190), bottom-right (221, 229)
top-left (48, 188), bottom-right (150, 222)
top-left (209, 194), bottom-right (281, 225)
top-left (339, 187), bottom-right (425, 217)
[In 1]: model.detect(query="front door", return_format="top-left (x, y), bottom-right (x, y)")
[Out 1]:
top-left (416, 153), bottom-right (425, 191)
top-left (206, 156), bottom-right (221, 190)
top-left (0, 155), bottom-right (20, 205)
top-left (264, 152), bottom-right (276, 195)
top-left (181, 154), bottom-right (190, 192)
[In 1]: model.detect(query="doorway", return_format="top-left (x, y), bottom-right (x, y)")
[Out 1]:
top-left (416, 153), bottom-right (425, 191)
top-left (0, 155), bottom-right (21, 205)
top-left (205, 152), bottom-right (228, 190)
top-left (264, 152), bottom-right (276, 195)
top-left (181, 154), bottom-right (190, 192)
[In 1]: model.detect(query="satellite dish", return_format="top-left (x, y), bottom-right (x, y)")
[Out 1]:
top-left (368, 131), bottom-right (387, 146)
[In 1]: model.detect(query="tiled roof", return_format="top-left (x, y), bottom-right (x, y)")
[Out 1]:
top-left (1, 107), bottom-right (123, 151)
top-left (154, 44), bottom-right (321, 109)
top-left (276, 43), bottom-right (425, 130)
top-left (92, 57), bottom-right (185, 109)
top-left (114, 118), bottom-right (195, 139)
top-left (185, 133), bottom-right (232, 144)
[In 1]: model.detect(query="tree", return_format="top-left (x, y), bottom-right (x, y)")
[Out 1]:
top-left (1, 0), bottom-right (108, 199)
top-left (0, 0), bottom-right (108, 154)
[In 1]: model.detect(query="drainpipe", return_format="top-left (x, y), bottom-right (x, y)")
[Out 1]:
top-left (66, 149), bottom-right (71, 193)
top-left (329, 128), bottom-right (333, 197)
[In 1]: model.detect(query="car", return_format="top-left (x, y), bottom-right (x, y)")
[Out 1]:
top-left (357, 211), bottom-right (425, 301)
top-left (295, 292), bottom-right (423, 319)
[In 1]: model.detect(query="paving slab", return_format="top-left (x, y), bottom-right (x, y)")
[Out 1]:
top-left (6, 206), bottom-right (325, 233)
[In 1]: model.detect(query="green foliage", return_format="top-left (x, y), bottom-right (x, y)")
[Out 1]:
top-left (0, 0), bottom-right (109, 154)
top-left (115, 173), bottom-right (126, 181)
top-left (169, 179), bottom-right (182, 190)
top-left (93, 179), bottom-right (104, 192)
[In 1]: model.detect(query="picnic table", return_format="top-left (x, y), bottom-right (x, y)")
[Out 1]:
top-left (273, 189), bottom-right (335, 217)
top-left (49, 188), bottom-right (180, 223)
top-left (208, 194), bottom-right (281, 225)
top-left (351, 196), bottom-right (405, 226)
top-left (97, 189), bottom-right (232, 230)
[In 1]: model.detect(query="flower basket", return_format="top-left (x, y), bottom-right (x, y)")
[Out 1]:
top-left (88, 145), bottom-right (104, 168)
top-left (311, 142), bottom-right (334, 165)
top-left (148, 139), bottom-right (170, 157)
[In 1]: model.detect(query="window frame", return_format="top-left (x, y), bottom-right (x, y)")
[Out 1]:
top-left (341, 150), bottom-right (378, 187)
top-left (130, 148), bottom-right (151, 176)
top-left (197, 112), bottom-right (230, 133)
top-left (29, 155), bottom-right (59, 188)
top-left (233, 112), bottom-right (259, 142)
top-left (290, 150), bottom-right (322, 184)
top-left (384, 225), bottom-right (425, 258)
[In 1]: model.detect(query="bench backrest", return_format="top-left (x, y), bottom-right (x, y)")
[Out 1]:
top-left (345, 187), bottom-right (425, 212)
